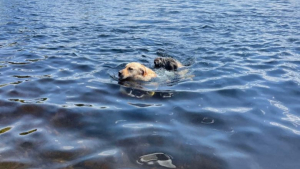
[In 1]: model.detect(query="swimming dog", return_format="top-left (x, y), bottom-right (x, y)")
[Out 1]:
top-left (118, 62), bottom-right (157, 81)
top-left (154, 57), bottom-right (183, 71)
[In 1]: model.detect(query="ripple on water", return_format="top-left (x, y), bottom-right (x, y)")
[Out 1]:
top-left (137, 153), bottom-right (176, 168)
top-left (1, 0), bottom-right (300, 168)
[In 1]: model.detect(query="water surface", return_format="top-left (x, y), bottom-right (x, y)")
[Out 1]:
top-left (1, 0), bottom-right (300, 168)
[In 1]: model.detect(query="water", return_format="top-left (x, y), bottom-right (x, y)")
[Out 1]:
top-left (1, 0), bottom-right (300, 168)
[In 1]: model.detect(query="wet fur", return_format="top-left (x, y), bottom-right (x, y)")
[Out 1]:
top-left (154, 57), bottom-right (183, 71)
top-left (119, 62), bottom-right (157, 81)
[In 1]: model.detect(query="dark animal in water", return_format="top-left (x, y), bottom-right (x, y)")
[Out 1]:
top-left (154, 57), bottom-right (183, 71)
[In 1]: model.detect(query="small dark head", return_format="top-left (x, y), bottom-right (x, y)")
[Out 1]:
top-left (154, 57), bottom-right (164, 68)
top-left (154, 57), bottom-right (178, 71)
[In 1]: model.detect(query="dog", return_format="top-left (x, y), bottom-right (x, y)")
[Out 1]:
top-left (154, 57), bottom-right (183, 71)
top-left (118, 62), bottom-right (157, 81)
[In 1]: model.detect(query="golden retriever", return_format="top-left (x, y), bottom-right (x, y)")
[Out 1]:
top-left (118, 62), bottom-right (157, 81)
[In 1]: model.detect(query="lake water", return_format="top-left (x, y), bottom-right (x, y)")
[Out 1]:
top-left (1, 0), bottom-right (300, 168)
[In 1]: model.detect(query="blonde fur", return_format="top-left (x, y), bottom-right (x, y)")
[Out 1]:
top-left (119, 62), bottom-right (157, 81)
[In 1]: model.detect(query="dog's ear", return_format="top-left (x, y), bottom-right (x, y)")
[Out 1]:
top-left (140, 66), bottom-right (147, 77)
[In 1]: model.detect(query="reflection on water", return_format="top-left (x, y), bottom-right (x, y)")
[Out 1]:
top-left (137, 153), bottom-right (176, 168)
top-left (19, 129), bottom-right (37, 135)
top-left (119, 85), bottom-right (156, 98)
top-left (0, 127), bottom-right (12, 134)
top-left (1, 0), bottom-right (300, 168)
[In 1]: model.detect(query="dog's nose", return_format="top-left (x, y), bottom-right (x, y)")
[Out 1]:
top-left (118, 71), bottom-right (122, 78)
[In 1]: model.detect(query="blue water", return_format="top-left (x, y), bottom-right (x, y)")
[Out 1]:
top-left (1, 0), bottom-right (300, 168)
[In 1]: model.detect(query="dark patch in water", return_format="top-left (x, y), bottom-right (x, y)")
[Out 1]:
top-left (19, 129), bottom-right (37, 135)
top-left (0, 127), bottom-right (12, 134)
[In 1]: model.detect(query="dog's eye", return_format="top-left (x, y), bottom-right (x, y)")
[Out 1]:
top-left (128, 67), bottom-right (133, 71)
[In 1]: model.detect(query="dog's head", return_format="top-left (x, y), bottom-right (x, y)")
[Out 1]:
top-left (154, 57), bottom-right (178, 70)
top-left (118, 62), bottom-right (148, 81)
top-left (154, 57), bottom-right (164, 68)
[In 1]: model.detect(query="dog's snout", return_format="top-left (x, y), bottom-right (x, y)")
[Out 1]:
top-left (118, 71), bottom-right (125, 80)
top-left (154, 59), bottom-right (160, 67)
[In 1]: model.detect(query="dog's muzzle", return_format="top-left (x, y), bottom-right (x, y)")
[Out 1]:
top-left (118, 71), bottom-right (124, 80)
